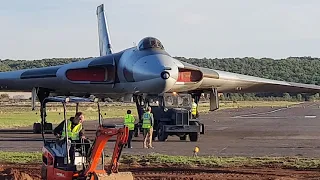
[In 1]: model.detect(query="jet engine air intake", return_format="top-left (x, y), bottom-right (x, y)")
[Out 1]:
top-left (177, 68), bottom-right (203, 82)
top-left (66, 66), bottom-right (115, 83)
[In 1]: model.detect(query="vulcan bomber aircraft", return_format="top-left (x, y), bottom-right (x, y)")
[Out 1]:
top-left (1, 4), bottom-right (320, 134)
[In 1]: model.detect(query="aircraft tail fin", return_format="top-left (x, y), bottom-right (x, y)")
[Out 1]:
top-left (96, 4), bottom-right (112, 56)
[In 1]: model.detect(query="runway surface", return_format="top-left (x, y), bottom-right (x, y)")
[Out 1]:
top-left (1, 101), bottom-right (320, 157)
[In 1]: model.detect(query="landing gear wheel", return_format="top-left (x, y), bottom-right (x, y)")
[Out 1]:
top-left (44, 123), bottom-right (53, 134)
top-left (33, 123), bottom-right (41, 134)
top-left (189, 132), bottom-right (199, 142)
top-left (157, 123), bottom-right (168, 141)
top-left (152, 129), bottom-right (157, 141)
top-left (134, 126), bottom-right (139, 137)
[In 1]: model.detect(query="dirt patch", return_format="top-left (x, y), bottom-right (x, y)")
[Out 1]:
top-left (1, 163), bottom-right (320, 180)
top-left (0, 168), bottom-right (33, 180)
top-left (0, 164), bottom-right (41, 180)
top-left (121, 166), bottom-right (320, 180)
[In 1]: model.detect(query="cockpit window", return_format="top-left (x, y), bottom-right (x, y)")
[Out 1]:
top-left (137, 37), bottom-right (165, 51)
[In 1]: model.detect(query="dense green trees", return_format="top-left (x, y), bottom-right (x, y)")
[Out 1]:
top-left (1, 56), bottom-right (320, 101)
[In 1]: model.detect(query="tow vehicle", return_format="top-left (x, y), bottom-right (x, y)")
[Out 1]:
top-left (134, 93), bottom-right (204, 142)
top-left (40, 96), bottom-right (133, 180)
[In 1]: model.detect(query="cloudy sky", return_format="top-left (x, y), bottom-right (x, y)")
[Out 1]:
top-left (1, 0), bottom-right (320, 60)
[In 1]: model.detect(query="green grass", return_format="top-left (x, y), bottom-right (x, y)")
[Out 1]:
top-left (0, 151), bottom-right (320, 170)
top-left (0, 101), bottom-right (301, 128)
top-left (121, 153), bottom-right (320, 169)
top-left (0, 105), bottom-right (136, 128)
top-left (0, 151), bottom-right (42, 164)
top-left (198, 101), bottom-right (300, 113)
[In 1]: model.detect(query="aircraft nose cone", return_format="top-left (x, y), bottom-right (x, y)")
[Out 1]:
top-left (133, 54), bottom-right (178, 93)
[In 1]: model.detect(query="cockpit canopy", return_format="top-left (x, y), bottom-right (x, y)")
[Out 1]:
top-left (137, 37), bottom-right (165, 51)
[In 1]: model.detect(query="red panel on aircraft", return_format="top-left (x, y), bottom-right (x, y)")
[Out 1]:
top-left (177, 69), bottom-right (202, 82)
top-left (66, 67), bottom-right (105, 81)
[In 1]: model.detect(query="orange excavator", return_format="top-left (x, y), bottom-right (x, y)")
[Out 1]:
top-left (39, 96), bottom-right (133, 180)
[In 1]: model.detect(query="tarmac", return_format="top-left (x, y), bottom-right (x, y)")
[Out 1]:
top-left (1, 101), bottom-right (320, 158)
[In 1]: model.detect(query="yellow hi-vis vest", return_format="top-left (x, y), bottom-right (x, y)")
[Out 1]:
top-left (124, 114), bottom-right (135, 130)
top-left (192, 102), bottom-right (197, 115)
top-left (61, 120), bottom-right (82, 140)
top-left (142, 112), bottom-right (152, 129)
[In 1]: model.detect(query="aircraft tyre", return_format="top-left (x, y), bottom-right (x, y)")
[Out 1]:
top-left (44, 123), bottom-right (53, 134)
top-left (134, 127), bottom-right (139, 137)
top-left (33, 123), bottom-right (41, 134)
top-left (152, 128), bottom-right (157, 141)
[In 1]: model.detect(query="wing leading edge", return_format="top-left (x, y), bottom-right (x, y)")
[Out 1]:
top-left (177, 61), bottom-right (320, 93)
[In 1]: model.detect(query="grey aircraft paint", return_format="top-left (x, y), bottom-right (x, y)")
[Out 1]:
top-left (0, 4), bottom-right (319, 97)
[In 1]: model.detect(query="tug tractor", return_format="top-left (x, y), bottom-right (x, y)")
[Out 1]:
top-left (134, 93), bottom-right (204, 142)
top-left (40, 96), bottom-right (133, 180)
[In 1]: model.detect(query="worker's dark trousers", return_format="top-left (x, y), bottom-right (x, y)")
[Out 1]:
top-left (69, 138), bottom-right (91, 163)
top-left (126, 130), bottom-right (134, 148)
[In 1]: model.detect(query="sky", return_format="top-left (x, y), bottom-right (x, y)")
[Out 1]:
top-left (1, 0), bottom-right (320, 60)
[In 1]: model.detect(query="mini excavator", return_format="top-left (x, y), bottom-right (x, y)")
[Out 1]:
top-left (39, 96), bottom-right (133, 180)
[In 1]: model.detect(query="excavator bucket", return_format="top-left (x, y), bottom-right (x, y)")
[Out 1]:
top-left (93, 172), bottom-right (134, 180)
top-left (82, 124), bottom-right (134, 180)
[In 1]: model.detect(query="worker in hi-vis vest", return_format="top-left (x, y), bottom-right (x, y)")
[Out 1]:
top-left (123, 110), bottom-right (136, 148)
top-left (142, 106), bottom-right (154, 149)
top-left (54, 112), bottom-right (91, 164)
top-left (191, 98), bottom-right (198, 119)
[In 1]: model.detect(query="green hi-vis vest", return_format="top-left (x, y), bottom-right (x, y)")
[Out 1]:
top-left (124, 114), bottom-right (135, 130)
top-left (61, 120), bottom-right (82, 140)
top-left (142, 112), bottom-right (152, 129)
top-left (192, 102), bottom-right (197, 115)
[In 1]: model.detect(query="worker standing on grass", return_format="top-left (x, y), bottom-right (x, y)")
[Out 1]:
top-left (142, 106), bottom-right (154, 149)
top-left (123, 110), bottom-right (135, 148)
top-left (191, 98), bottom-right (198, 119)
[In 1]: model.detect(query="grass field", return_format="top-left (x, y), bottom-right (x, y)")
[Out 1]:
top-left (0, 151), bottom-right (319, 170)
top-left (0, 101), bottom-right (301, 128)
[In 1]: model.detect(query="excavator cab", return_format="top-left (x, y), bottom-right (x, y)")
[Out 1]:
top-left (40, 96), bottom-right (133, 180)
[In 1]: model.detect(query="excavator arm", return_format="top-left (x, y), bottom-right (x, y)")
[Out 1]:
top-left (80, 124), bottom-right (132, 180)
top-left (107, 125), bottom-right (129, 174)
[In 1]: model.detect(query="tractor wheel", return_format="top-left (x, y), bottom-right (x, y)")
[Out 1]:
top-left (157, 123), bottom-right (168, 141)
top-left (189, 132), bottom-right (199, 142)
top-left (180, 135), bottom-right (187, 141)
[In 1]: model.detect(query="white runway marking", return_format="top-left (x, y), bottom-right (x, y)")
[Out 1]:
top-left (244, 135), bottom-right (320, 140)
top-left (231, 103), bottom-right (319, 119)
top-left (231, 116), bottom-right (286, 119)
top-left (232, 107), bottom-right (289, 118)
top-left (216, 127), bottom-right (229, 130)
top-left (219, 147), bottom-right (228, 153)
top-left (304, 115), bottom-right (317, 118)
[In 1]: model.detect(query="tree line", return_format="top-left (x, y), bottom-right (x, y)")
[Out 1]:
top-left (1, 56), bottom-right (320, 101)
